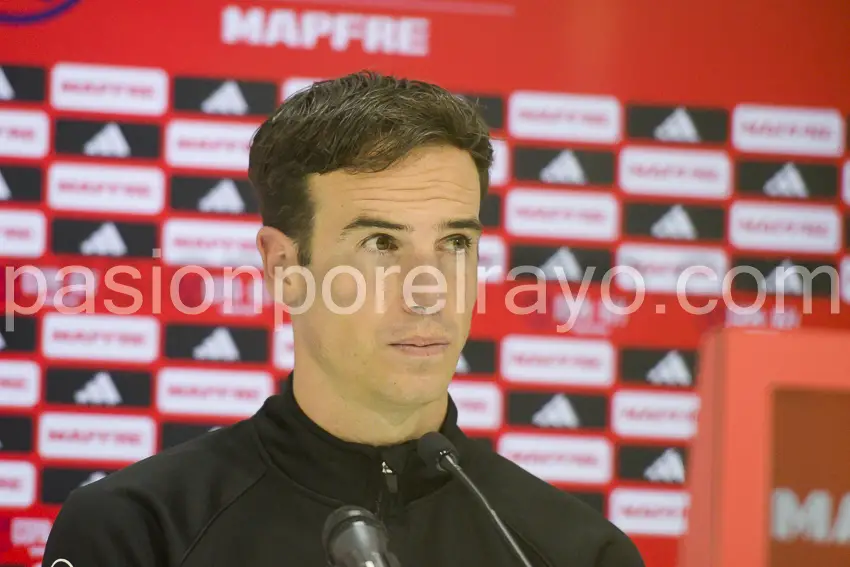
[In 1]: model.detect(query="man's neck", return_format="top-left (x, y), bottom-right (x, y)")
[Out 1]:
top-left (291, 366), bottom-right (449, 447)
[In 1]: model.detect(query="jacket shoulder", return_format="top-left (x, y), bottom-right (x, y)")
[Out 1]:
top-left (43, 475), bottom-right (169, 567)
top-left (464, 444), bottom-right (645, 567)
top-left (43, 419), bottom-right (268, 567)
top-left (89, 418), bottom-right (266, 496)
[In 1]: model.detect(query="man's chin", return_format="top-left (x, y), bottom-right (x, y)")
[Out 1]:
top-left (374, 370), bottom-right (453, 406)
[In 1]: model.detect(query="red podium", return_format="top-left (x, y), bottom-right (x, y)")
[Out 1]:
top-left (680, 327), bottom-right (850, 567)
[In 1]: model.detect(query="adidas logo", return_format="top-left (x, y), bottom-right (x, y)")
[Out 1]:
top-left (0, 69), bottom-right (14, 101)
top-left (762, 259), bottom-right (804, 295)
top-left (651, 205), bottom-right (697, 240)
top-left (540, 247), bottom-right (584, 281)
top-left (193, 327), bottom-right (240, 361)
top-left (455, 354), bottom-right (470, 373)
top-left (539, 151), bottom-right (586, 185)
top-left (201, 81), bottom-right (249, 115)
top-left (654, 107), bottom-right (700, 143)
top-left (84, 123), bottom-right (131, 158)
top-left (646, 350), bottom-right (692, 386)
top-left (74, 371), bottom-right (122, 406)
top-left (764, 163), bottom-right (808, 198)
top-left (531, 394), bottom-right (580, 428)
top-left (0, 172), bottom-right (10, 201)
top-left (80, 222), bottom-right (127, 256)
top-left (644, 448), bottom-right (685, 483)
top-left (79, 471), bottom-right (108, 487)
top-left (198, 179), bottom-right (245, 213)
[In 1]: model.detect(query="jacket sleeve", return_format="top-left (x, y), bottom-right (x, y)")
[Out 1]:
top-left (595, 532), bottom-right (646, 567)
top-left (42, 486), bottom-right (166, 567)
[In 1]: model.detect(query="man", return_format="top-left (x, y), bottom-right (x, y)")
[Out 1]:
top-left (42, 71), bottom-right (645, 567)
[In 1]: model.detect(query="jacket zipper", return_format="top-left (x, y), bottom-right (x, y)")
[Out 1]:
top-left (372, 459), bottom-right (552, 567)
top-left (375, 460), bottom-right (398, 520)
top-left (505, 521), bottom-right (555, 567)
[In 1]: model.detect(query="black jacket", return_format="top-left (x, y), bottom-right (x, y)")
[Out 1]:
top-left (42, 376), bottom-right (645, 567)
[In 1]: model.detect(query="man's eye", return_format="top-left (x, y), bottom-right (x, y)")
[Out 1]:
top-left (446, 235), bottom-right (473, 252)
top-left (363, 234), bottom-right (396, 254)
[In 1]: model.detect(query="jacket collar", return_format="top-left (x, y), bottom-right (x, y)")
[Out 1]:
top-left (251, 372), bottom-right (468, 510)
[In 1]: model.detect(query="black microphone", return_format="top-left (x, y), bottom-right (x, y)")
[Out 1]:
top-left (417, 432), bottom-right (534, 567)
top-left (322, 505), bottom-right (400, 567)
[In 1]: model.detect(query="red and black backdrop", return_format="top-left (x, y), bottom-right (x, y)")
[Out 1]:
top-left (1, 1), bottom-right (850, 566)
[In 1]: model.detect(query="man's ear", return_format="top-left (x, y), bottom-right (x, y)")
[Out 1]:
top-left (256, 226), bottom-right (306, 308)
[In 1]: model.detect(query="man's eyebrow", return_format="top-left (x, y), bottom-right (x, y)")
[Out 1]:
top-left (339, 216), bottom-right (411, 239)
top-left (338, 215), bottom-right (483, 239)
top-left (437, 218), bottom-right (483, 234)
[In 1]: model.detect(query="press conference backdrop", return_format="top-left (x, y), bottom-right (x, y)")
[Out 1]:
top-left (1, 1), bottom-right (850, 566)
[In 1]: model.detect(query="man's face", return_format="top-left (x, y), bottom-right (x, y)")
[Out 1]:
top-left (269, 145), bottom-right (482, 410)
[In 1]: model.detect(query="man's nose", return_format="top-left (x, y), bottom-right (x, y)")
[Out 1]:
top-left (399, 254), bottom-right (446, 315)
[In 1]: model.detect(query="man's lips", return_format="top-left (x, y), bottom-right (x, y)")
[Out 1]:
top-left (390, 337), bottom-right (450, 347)
top-left (389, 337), bottom-right (451, 356)
top-left (390, 343), bottom-right (450, 356)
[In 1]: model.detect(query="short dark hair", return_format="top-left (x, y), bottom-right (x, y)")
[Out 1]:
top-left (248, 70), bottom-right (493, 267)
